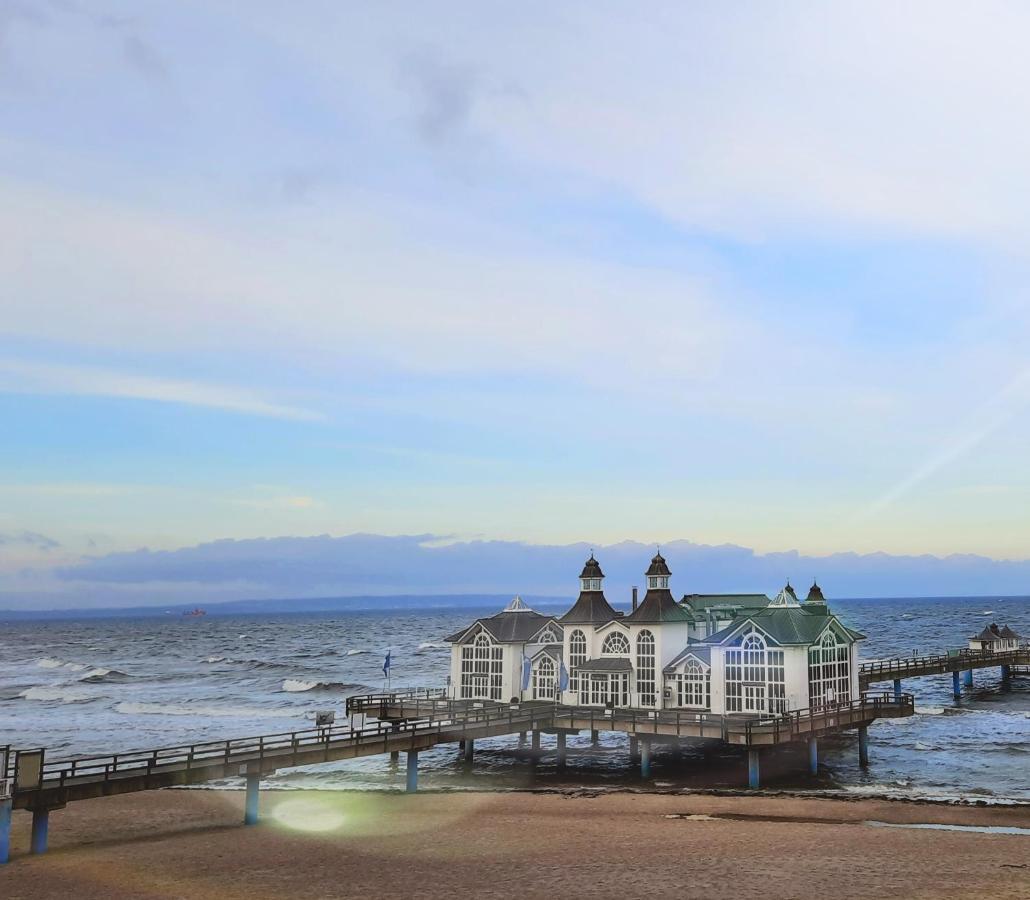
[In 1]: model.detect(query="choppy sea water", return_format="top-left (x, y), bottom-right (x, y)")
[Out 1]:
top-left (1, 597), bottom-right (1027, 801)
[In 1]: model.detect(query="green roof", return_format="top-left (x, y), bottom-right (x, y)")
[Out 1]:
top-left (702, 606), bottom-right (865, 646)
top-left (681, 593), bottom-right (770, 612)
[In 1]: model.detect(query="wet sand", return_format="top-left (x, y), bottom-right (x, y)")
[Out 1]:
top-left (2, 790), bottom-right (1029, 899)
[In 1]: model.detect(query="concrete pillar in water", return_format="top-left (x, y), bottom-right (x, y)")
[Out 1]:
top-left (531, 730), bottom-right (541, 751)
top-left (747, 750), bottom-right (760, 789)
top-left (858, 725), bottom-right (870, 767)
top-left (30, 808), bottom-right (49, 855)
top-left (591, 729), bottom-right (600, 746)
top-left (1001, 664), bottom-right (1012, 681)
top-left (808, 737), bottom-right (818, 776)
top-left (406, 750), bottom-right (419, 793)
top-left (629, 736), bottom-right (640, 763)
top-left (893, 678), bottom-right (902, 702)
top-left (464, 739), bottom-right (475, 762)
top-left (556, 732), bottom-right (567, 769)
top-left (0, 798), bottom-right (11, 865)
top-left (640, 738), bottom-right (652, 779)
top-left (390, 750), bottom-right (399, 763)
top-left (244, 773), bottom-right (260, 826)
top-left (518, 731), bottom-right (527, 746)
top-left (952, 670), bottom-right (962, 699)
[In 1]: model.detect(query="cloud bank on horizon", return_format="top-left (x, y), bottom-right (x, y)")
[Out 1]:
top-left (2, 532), bottom-right (1029, 610)
top-left (3, 3), bottom-right (1030, 578)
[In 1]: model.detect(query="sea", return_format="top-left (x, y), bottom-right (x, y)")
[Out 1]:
top-left (2, 596), bottom-right (1028, 803)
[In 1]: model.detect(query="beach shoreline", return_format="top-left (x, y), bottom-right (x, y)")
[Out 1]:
top-left (3, 790), bottom-right (1028, 899)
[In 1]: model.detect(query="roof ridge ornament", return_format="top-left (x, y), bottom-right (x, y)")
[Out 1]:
top-left (503, 594), bottom-right (534, 613)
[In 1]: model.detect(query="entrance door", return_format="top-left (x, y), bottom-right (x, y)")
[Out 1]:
top-left (743, 683), bottom-right (766, 714)
top-left (590, 674), bottom-right (608, 706)
top-left (470, 674), bottom-right (489, 699)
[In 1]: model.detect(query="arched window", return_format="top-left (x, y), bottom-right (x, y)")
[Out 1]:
top-left (808, 630), bottom-right (850, 710)
top-left (532, 656), bottom-right (556, 700)
top-left (569, 630), bottom-right (587, 692)
top-left (460, 632), bottom-right (504, 700)
top-left (601, 631), bottom-right (630, 655)
top-left (677, 659), bottom-right (709, 708)
top-left (636, 630), bottom-right (656, 707)
top-left (725, 627), bottom-right (786, 714)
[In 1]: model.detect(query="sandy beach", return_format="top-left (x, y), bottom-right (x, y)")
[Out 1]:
top-left (2, 790), bottom-right (1028, 899)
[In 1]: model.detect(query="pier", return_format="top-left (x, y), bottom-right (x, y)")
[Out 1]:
top-left (2, 687), bottom-right (911, 862)
top-left (859, 647), bottom-right (1029, 698)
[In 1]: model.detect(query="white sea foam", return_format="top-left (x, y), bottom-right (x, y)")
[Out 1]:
top-left (346, 649), bottom-right (368, 656)
top-left (37, 657), bottom-right (65, 669)
top-left (915, 706), bottom-right (945, 716)
top-left (417, 642), bottom-right (448, 651)
top-left (115, 701), bottom-right (301, 718)
top-left (983, 610), bottom-right (995, 615)
top-left (204, 655), bottom-right (227, 663)
top-left (19, 686), bottom-right (94, 703)
top-left (283, 679), bottom-right (321, 692)
top-left (914, 741), bottom-right (937, 751)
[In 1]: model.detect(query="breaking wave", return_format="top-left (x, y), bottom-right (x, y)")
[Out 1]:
top-left (19, 686), bottom-right (95, 703)
top-left (417, 642), bottom-right (449, 652)
top-left (37, 657), bottom-right (88, 672)
top-left (78, 667), bottom-right (133, 683)
top-left (281, 679), bottom-right (366, 693)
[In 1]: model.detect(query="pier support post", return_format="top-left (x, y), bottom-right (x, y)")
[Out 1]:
top-left (406, 750), bottom-right (419, 793)
top-left (893, 678), bottom-right (902, 702)
top-left (640, 738), bottom-right (652, 779)
top-left (1001, 664), bottom-right (1011, 681)
top-left (952, 670), bottom-right (962, 699)
top-left (0, 798), bottom-right (11, 865)
top-left (531, 731), bottom-right (541, 751)
top-left (244, 773), bottom-right (260, 826)
top-left (629, 736), bottom-right (640, 763)
top-left (519, 731), bottom-right (527, 746)
top-left (808, 737), bottom-right (818, 776)
top-left (858, 725), bottom-right (869, 767)
top-left (747, 750), bottom-right (760, 789)
top-left (963, 669), bottom-right (973, 688)
top-left (464, 739), bottom-right (475, 763)
top-left (30, 808), bottom-right (49, 855)
top-left (591, 729), bottom-right (600, 746)
top-left (556, 732), bottom-right (567, 769)
top-left (390, 750), bottom-right (399, 764)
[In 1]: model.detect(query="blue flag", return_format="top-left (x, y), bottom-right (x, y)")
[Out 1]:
top-left (383, 650), bottom-right (391, 676)
top-left (521, 654), bottom-right (531, 691)
top-left (558, 661), bottom-right (570, 693)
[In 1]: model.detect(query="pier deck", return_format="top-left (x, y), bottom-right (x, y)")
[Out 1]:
top-left (859, 648), bottom-right (1029, 687)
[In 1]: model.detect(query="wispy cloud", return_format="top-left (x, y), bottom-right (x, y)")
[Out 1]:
top-left (0, 359), bottom-right (326, 422)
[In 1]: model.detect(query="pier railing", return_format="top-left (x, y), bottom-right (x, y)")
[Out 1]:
top-left (859, 647), bottom-right (1029, 682)
top-left (741, 691), bottom-right (913, 744)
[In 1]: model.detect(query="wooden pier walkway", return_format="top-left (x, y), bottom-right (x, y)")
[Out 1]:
top-left (859, 647), bottom-right (1028, 698)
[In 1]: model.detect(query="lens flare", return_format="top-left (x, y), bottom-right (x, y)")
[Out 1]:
top-left (271, 797), bottom-right (347, 833)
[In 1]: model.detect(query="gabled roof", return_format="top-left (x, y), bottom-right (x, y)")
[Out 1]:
top-left (559, 591), bottom-right (618, 626)
top-left (999, 625), bottom-right (1021, 640)
top-left (973, 625), bottom-right (1000, 642)
top-left (574, 657), bottom-right (633, 672)
top-left (445, 606), bottom-right (557, 644)
top-left (702, 606), bottom-right (864, 646)
top-left (663, 644), bottom-right (712, 672)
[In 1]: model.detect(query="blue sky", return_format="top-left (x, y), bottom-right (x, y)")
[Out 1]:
top-left (2, 3), bottom-right (1030, 604)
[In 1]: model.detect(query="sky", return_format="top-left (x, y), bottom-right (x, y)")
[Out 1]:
top-left (2, 2), bottom-right (1030, 607)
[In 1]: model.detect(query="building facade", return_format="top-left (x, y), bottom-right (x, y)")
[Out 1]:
top-left (445, 554), bottom-right (865, 716)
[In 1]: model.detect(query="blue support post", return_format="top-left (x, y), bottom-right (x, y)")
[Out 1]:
top-left (1001, 664), bottom-right (1011, 680)
top-left (406, 750), bottom-right (419, 793)
top-left (858, 725), bottom-right (869, 767)
top-left (893, 678), bottom-right (902, 702)
top-left (556, 731), bottom-right (567, 769)
top-left (808, 737), bottom-right (818, 776)
top-left (30, 808), bottom-right (49, 855)
top-left (748, 750), bottom-right (760, 789)
top-left (244, 773), bottom-right (260, 825)
top-left (963, 669), bottom-right (973, 688)
top-left (640, 738), bottom-right (652, 779)
top-left (952, 670), bottom-right (961, 699)
top-left (0, 798), bottom-right (11, 865)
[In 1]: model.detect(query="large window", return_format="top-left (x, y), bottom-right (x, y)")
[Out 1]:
top-left (724, 629), bottom-right (786, 714)
top-left (460, 632), bottom-right (504, 700)
top-left (601, 631), bottom-right (630, 655)
top-left (677, 659), bottom-right (709, 708)
top-left (569, 630), bottom-right (587, 692)
top-left (808, 631), bottom-right (850, 710)
top-left (532, 657), bottom-right (556, 700)
top-left (636, 630), bottom-right (656, 707)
